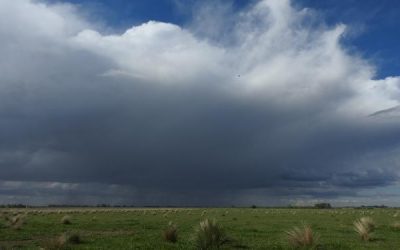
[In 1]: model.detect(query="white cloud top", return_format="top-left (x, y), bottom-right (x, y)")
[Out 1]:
top-left (0, 0), bottom-right (400, 205)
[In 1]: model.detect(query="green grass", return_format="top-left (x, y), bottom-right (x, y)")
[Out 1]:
top-left (0, 208), bottom-right (400, 249)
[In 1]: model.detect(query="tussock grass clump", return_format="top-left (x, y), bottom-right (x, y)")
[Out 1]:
top-left (61, 215), bottom-right (72, 225)
top-left (391, 221), bottom-right (400, 230)
top-left (163, 221), bottom-right (178, 243)
top-left (195, 218), bottom-right (229, 250)
top-left (3, 213), bottom-right (26, 230)
top-left (42, 232), bottom-right (81, 250)
top-left (59, 232), bottom-right (81, 244)
top-left (360, 217), bottom-right (375, 231)
top-left (354, 217), bottom-right (375, 241)
top-left (41, 238), bottom-right (66, 250)
top-left (286, 224), bottom-right (318, 248)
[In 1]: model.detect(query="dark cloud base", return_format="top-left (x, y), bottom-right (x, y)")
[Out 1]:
top-left (0, 0), bottom-right (400, 206)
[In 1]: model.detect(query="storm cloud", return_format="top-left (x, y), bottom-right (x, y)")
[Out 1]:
top-left (1, 0), bottom-right (400, 206)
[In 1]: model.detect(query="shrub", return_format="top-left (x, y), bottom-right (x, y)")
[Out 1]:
top-left (194, 218), bottom-right (229, 250)
top-left (286, 224), bottom-right (317, 248)
top-left (163, 221), bottom-right (178, 243)
top-left (354, 217), bottom-right (375, 241)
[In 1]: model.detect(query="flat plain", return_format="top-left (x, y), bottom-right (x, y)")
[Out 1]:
top-left (1, 207), bottom-right (400, 249)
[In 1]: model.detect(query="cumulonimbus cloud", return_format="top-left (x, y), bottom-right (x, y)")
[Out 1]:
top-left (0, 0), bottom-right (400, 206)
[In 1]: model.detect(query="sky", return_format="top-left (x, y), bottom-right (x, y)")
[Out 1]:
top-left (1, 0), bottom-right (400, 207)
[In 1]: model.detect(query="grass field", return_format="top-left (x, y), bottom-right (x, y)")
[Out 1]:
top-left (1, 207), bottom-right (400, 249)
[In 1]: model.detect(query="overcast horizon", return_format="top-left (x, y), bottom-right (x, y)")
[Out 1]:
top-left (1, 0), bottom-right (400, 207)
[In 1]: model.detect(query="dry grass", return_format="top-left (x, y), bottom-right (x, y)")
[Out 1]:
top-left (391, 221), bottom-right (400, 230)
top-left (360, 217), bottom-right (375, 231)
top-left (354, 217), bottom-right (375, 241)
top-left (194, 218), bottom-right (229, 250)
top-left (286, 224), bottom-right (318, 248)
top-left (61, 215), bottom-right (72, 225)
top-left (59, 232), bottom-right (81, 244)
top-left (3, 213), bottom-right (26, 230)
top-left (42, 232), bottom-right (81, 250)
top-left (41, 238), bottom-right (66, 250)
top-left (162, 221), bottom-right (178, 243)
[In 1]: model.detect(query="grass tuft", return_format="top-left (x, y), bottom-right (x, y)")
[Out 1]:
top-left (360, 217), bottom-right (375, 231)
top-left (391, 221), bottom-right (400, 230)
top-left (42, 232), bottom-right (81, 250)
top-left (3, 213), bottom-right (26, 230)
top-left (354, 217), bottom-right (375, 241)
top-left (61, 215), bottom-right (72, 225)
top-left (286, 224), bottom-right (318, 248)
top-left (41, 238), bottom-right (66, 250)
top-left (59, 232), bottom-right (81, 244)
top-left (163, 221), bottom-right (178, 243)
top-left (194, 218), bottom-right (229, 250)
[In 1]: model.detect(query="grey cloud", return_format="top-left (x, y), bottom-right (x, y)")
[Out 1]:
top-left (0, 0), bottom-right (400, 206)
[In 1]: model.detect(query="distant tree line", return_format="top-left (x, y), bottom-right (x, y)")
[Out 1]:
top-left (314, 203), bottom-right (332, 209)
top-left (0, 203), bottom-right (391, 209)
top-left (355, 205), bottom-right (388, 209)
top-left (0, 204), bottom-right (30, 208)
